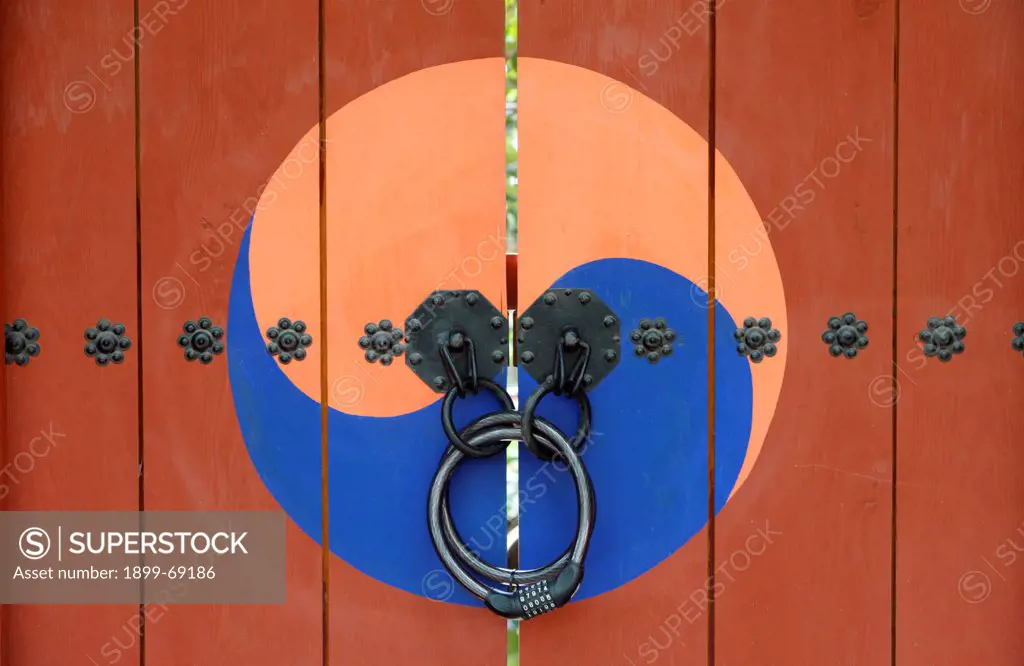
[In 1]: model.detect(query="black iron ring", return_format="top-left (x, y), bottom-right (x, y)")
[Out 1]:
top-left (441, 378), bottom-right (516, 458)
top-left (427, 415), bottom-right (595, 620)
top-left (520, 380), bottom-right (592, 463)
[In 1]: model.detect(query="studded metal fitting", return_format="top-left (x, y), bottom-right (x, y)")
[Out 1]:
top-left (918, 316), bottom-right (965, 362)
top-left (822, 313), bottom-right (868, 359)
top-left (84, 319), bottom-right (131, 366)
top-left (358, 319), bottom-right (405, 366)
top-left (404, 290), bottom-right (508, 393)
top-left (178, 317), bottom-right (225, 364)
top-left (734, 317), bottom-right (781, 364)
top-left (266, 318), bottom-right (312, 364)
top-left (629, 318), bottom-right (677, 364)
top-left (5, 319), bottom-right (41, 366)
top-left (517, 288), bottom-right (621, 391)
top-left (1013, 323), bottom-right (1024, 358)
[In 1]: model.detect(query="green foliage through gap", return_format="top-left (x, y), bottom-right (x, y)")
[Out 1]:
top-left (505, 0), bottom-right (518, 254)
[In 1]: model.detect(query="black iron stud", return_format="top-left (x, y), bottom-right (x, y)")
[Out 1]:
top-left (1013, 323), bottom-right (1024, 358)
top-left (629, 318), bottom-right (678, 364)
top-left (822, 312), bottom-right (868, 359)
top-left (734, 316), bottom-right (781, 364)
top-left (918, 316), bottom-right (965, 362)
top-left (84, 319), bottom-right (131, 366)
top-left (5, 319), bottom-right (41, 366)
top-left (357, 319), bottom-right (405, 366)
top-left (266, 318), bottom-right (313, 364)
top-left (178, 317), bottom-right (225, 364)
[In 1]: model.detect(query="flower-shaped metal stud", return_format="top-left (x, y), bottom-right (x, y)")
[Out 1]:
top-left (629, 317), bottom-right (677, 364)
top-left (84, 319), bottom-right (131, 366)
top-left (266, 318), bottom-right (312, 364)
top-left (1010, 322), bottom-right (1024, 358)
top-left (918, 316), bottom-right (965, 362)
top-left (822, 312), bottom-right (869, 359)
top-left (358, 319), bottom-right (405, 366)
top-left (178, 317), bottom-right (225, 364)
top-left (735, 316), bottom-right (781, 364)
top-left (5, 319), bottom-right (41, 366)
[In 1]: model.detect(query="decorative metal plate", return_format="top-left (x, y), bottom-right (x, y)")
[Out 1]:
top-left (403, 290), bottom-right (508, 393)
top-left (517, 288), bottom-right (621, 391)
top-left (919, 316), bottom-right (965, 362)
top-left (822, 312), bottom-right (868, 359)
top-left (358, 319), bottom-right (405, 366)
top-left (179, 317), bottom-right (225, 364)
top-left (629, 318), bottom-right (678, 364)
top-left (266, 318), bottom-right (312, 364)
top-left (734, 316), bottom-right (781, 364)
top-left (84, 319), bottom-right (131, 366)
top-left (5, 319), bottom-right (41, 366)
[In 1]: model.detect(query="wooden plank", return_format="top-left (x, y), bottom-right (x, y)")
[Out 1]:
top-left (0, 1), bottom-right (140, 664)
top-left (0, 84), bottom-right (5, 666)
top-left (896, 2), bottom-right (1024, 664)
top-left (518, 2), bottom-right (711, 663)
top-left (138, 1), bottom-right (322, 664)
top-left (713, 2), bottom-right (894, 664)
top-left (323, 2), bottom-right (508, 664)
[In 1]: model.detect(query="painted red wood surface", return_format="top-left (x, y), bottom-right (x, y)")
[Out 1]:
top-left (1, 2), bottom-right (1023, 665)
top-left (896, 2), bottom-right (1024, 664)
top-left (714, 2), bottom-right (894, 664)
top-left (0, 2), bottom-right (141, 664)
top-left (519, 1), bottom-right (711, 663)
top-left (138, 1), bottom-right (322, 664)
top-left (323, 3), bottom-right (507, 664)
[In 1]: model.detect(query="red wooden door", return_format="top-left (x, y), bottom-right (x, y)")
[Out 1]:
top-left (2, 2), bottom-right (1023, 665)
